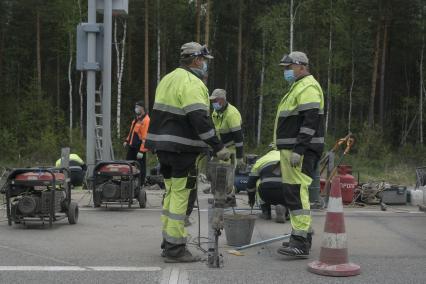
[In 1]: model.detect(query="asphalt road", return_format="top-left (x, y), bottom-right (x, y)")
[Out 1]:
top-left (1, 189), bottom-right (426, 284)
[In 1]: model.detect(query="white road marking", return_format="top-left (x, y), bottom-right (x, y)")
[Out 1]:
top-left (0, 266), bottom-right (162, 272)
top-left (169, 267), bottom-right (180, 284)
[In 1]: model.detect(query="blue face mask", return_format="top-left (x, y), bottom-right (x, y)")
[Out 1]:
top-left (212, 102), bottom-right (222, 111)
top-left (284, 69), bottom-right (296, 82)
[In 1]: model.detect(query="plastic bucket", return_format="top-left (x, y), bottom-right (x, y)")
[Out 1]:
top-left (223, 214), bottom-right (256, 246)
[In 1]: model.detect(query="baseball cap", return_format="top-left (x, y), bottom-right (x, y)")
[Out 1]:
top-left (209, 89), bottom-right (226, 100)
top-left (279, 51), bottom-right (309, 66)
top-left (180, 42), bottom-right (213, 59)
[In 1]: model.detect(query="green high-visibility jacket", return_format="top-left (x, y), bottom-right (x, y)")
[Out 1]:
top-left (273, 75), bottom-right (325, 156)
top-left (55, 153), bottom-right (84, 167)
top-left (146, 67), bottom-right (223, 153)
top-left (247, 150), bottom-right (281, 192)
top-left (212, 103), bottom-right (244, 158)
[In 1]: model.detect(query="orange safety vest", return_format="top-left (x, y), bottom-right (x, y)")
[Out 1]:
top-left (126, 114), bottom-right (150, 152)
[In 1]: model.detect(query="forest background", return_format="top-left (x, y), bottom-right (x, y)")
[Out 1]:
top-left (0, 0), bottom-right (425, 185)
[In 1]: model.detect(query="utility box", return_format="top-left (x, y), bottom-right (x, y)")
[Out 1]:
top-left (379, 185), bottom-right (407, 205)
top-left (96, 0), bottom-right (128, 15)
top-left (76, 23), bottom-right (104, 71)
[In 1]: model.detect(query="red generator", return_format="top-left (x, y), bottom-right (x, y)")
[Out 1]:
top-left (92, 161), bottom-right (147, 208)
top-left (2, 168), bottom-right (78, 227)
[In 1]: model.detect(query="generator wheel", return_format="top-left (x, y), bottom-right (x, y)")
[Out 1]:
top-left (138, 189), bottom-right (147, 208)
top-left (68, 201), bottom-right (79, 224)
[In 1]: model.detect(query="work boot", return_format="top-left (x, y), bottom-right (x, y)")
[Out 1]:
top-left (184, 216), bottom-right (192, 227)
top-left (164, 249), bottom-right (201, 263)
top-left (278, 235), bottom-right (310, 258)
top-left (259, 204), bottom-right (272, 220)
top-left (275, 205), bottom-right (286, 223)
top-left (282, 233), bottom-right (312, 249)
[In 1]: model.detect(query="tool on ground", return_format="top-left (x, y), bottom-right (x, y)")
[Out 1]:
top-left (308, 176), bottom-right (361, 277)
top-left (234, 234), bottom-right (291, 251)
top-left (206, 155), bottom-right (236, 268)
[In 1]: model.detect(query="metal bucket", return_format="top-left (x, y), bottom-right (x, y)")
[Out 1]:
top-left (224, 214), bottom-right (256, 246)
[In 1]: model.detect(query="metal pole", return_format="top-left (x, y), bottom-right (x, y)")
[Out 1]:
top-left (235, 234), bottom-right (291, 251)
top-left (86, 0), bottom-right (97, 174)
top-left (102, 0), bottom-right (113, 161)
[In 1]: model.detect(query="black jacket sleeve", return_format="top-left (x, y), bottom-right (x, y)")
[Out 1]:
top-left (293, 108), bottom-right (320, 156)
top-left (187, 109), bottom-right (224, 153)
top-left (231, 129), bottom-right (244, 159)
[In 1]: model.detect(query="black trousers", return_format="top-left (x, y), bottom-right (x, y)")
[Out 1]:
top-left (126, 146), bottom-right (146, 184)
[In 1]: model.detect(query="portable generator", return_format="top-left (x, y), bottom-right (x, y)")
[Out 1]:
top-left (92, 161), bottom-right (147, 208)
top-left (3, 168), bottom-right (78, 227)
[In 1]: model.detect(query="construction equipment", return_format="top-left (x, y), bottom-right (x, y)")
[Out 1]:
top-left (320, 133), bottom-right (355, 204)
top-left (2, 167), bottom-right (78, 227)
top-left (206, 158), bottom-right (236, 268)
top-left (92, 161), bottom-right (146, 208)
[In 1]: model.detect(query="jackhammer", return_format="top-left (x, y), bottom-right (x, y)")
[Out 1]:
top-left (205, 158), bottom-right (236, 268)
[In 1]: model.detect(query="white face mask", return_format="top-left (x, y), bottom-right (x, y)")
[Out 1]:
top-left (135, 107), bottom-right (141, 115)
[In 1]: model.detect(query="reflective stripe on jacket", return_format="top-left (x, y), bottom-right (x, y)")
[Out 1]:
top-left (273, 75), bottom-right (325, 156)
top-left (247, 150), bottom-right (281, 192)
top-left (212, 103), bottom-right (244, 158)
top-left (145, 67), bottom-right (223, 153)
top-left (126, 114), bottom-right (150, 152)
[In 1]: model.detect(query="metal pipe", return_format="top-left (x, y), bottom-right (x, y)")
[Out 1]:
top-left (86, 0), bottom-right (97, 174)
top-left (102, 0), bottom-right (113, 161)
top-left (235, 234), bottom-right (291, 251)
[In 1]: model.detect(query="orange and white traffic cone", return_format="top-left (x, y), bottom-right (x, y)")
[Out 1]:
top-left (307, 176), bottom-right (360, 277)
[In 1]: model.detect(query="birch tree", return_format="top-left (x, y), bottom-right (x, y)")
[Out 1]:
top-left (115, 18), bottom-right (127, 139)
top-left (68, 31), bottom-right (73, 141)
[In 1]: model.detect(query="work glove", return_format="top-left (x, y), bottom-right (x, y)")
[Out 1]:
top-left (216, 147), bottom-right (231, 161)
top-left (236, 158), bottom-right (246, 171)
top-left (248, 191), bottom-right (256, 208)
top-left (123, 141), bottom-right (128, 148)
top-left (136, 152), bottom-right (144, 159)
top-left (290, 152), bottom-right (302, 168)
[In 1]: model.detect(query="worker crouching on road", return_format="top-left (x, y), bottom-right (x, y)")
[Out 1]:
top-left (123, 101), bottom-right (150, 184)
top-left (274, 51), bottom-right (325, 258)
top-left (145, 42), bottom-right (230, 263)
top-left (246, 149), bottom-right (288, 223)
top-left (210, 89), bottom-right (245, 171)
top-left (55, 153), bottom-right (86, 187)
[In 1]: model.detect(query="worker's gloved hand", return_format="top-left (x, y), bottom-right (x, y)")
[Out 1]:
top-left (123, 142), bottom-right (128, 148)
top-left (248, 191), bottom-right (256, 207)
top-left (290, 152), bottom-right (302, 167)
top-left (136, 152), bottom-right (144, 159)
top-left (236, 158), bottom-right (246, 171)
top-left (216, 147), bottom-right (231, 161)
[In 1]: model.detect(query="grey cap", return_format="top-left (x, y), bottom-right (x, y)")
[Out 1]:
top-left (209, 89), bottom-right (227, 100)
top-left (279, 51), bottom-right (309, 66)
top-left (180, 42), bottom-right (213, 59)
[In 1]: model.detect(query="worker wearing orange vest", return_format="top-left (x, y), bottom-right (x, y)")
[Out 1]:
top-left (123, 101), bottom-right (150, 183)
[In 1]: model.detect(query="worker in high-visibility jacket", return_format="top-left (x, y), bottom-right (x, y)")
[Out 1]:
top-left (273, 51), bottom-right (325, 258)
top-left (145, 42), bottom-right (230, 263)
top-left (123, 101), bottom-right (150, 183)
top-left (210, 89), bottom-right (245, 170)
top-left (55, 153), bottom-right (86, 187)
top-left (246, 149), bottom-right (287, 223)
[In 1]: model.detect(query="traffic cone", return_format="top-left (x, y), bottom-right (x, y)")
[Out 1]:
top-left (307, 176), bottom-right (360, 277)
